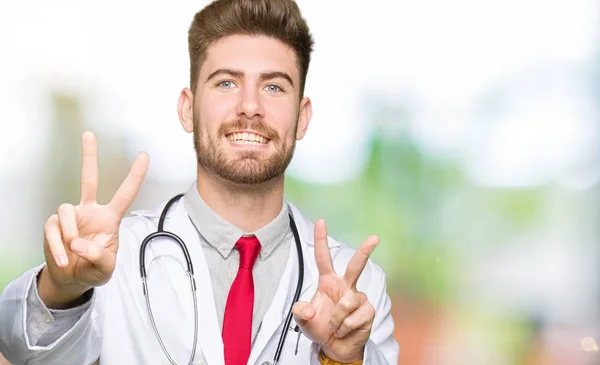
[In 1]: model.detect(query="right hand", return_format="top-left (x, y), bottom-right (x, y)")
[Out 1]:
top-left (42, 131), bottom-right (149, 301)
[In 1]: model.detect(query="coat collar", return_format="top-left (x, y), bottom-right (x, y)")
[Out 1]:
top-left (130, 196), bottom-right (341, 250)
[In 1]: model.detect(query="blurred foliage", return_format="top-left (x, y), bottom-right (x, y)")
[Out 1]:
top-left (285, 130), bottom-right (462, 303)
top-left (285, 110), bottom-right (549, 307)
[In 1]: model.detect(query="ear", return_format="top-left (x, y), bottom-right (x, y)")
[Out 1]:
top-left (178, 88), bottom-right (194, 133)
top-left (295, 97), bottom-right (312, 140)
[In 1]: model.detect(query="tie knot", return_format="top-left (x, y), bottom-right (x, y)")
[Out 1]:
top-left (235, 236), bottom-right (261, 269)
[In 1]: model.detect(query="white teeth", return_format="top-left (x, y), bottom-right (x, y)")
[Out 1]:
top-left (227, 132), bottom-right (268, 144)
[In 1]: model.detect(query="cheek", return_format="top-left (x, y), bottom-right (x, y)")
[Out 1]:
top-left (264, 98), bottom-right (298, 137)
top-left (197, 93), bottom-right (238, 132)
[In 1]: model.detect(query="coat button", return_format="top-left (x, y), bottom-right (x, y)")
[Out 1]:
top-left (261, 362), bottom-right (272, 365)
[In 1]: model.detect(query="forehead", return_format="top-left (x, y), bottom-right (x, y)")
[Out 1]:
top-left (200, 34), bottom-right (299, 82)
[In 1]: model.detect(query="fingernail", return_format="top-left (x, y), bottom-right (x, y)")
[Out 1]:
top-left (302, 308), bottom-right (311, 317)
top-left (56, 255), bottom-right (68, 267)
top-left (335, 330), bottom-right (342, 338)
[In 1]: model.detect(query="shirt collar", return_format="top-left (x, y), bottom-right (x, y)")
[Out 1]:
top-left (182, 182), bottom-right (290, 260)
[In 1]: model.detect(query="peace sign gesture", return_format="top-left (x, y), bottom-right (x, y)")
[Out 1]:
top-left (292, 219), bottom-right (379, 363)
top-left (40, 132), bottom-right (149, 308)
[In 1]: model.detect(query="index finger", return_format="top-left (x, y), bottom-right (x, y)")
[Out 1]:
top-left (314, 218), bottom-right (335, 276)
top-left (344, 235), bottom-right (379, 288)
top-left (108, 152), bottom-right (149, 217)
top-left (80, 131), bottom-right (99, 204)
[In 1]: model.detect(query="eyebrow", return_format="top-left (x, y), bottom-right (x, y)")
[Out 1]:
top-left (206, 68), bottom-right (295, 88)
top-left (260, 71), bottom-right (294, 88)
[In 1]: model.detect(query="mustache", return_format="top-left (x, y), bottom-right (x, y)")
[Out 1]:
top-left (218, 118), bottom-right (280, 140)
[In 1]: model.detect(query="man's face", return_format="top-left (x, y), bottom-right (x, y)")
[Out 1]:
top-left (189, 34), bottom-right (311, 185)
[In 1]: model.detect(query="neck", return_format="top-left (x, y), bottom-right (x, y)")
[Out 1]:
top-left (196, 167), bottom-right (285, 232)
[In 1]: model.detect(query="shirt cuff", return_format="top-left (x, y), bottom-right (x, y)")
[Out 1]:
top-left (25, 265), bottom-right (94, 347)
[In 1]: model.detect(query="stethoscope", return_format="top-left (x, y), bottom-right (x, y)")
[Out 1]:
top-left (139, 194), bottom-right (304, 365)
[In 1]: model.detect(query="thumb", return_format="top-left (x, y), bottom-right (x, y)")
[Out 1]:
top-left (292, 301), bottom-right (316, 327)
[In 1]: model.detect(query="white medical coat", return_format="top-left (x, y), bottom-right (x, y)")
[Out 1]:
top-left (0, 198), bottom-right (399, 365)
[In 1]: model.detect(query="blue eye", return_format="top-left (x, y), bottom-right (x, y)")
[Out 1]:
top-left (265, 85), bottom-right (282, 93)
top-left (218, 80), bottom-right (235, 88)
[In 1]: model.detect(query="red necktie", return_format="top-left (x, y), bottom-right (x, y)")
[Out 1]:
top-left (222, 236), bottom-right (261, 365)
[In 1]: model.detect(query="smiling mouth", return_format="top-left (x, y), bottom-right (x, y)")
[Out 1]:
top-left (226, 132), bottom-right (270, 145)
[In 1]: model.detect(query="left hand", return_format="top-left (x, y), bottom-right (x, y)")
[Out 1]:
top-left (292, 218), bottom-right (379, 363)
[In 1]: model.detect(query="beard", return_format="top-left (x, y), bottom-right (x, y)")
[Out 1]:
top-left (193, 111), bottom-right (297, 185)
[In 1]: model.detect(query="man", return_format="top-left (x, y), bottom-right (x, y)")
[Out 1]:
top-left (0, 0), bottom-right (399, 364)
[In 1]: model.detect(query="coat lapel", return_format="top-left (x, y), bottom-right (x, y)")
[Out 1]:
top-left (287, 201), bottom-right (340, 299)
top-left (135, 199), bottom-right (225, 365)
top-left (168, 200), bottom-right (226, 365)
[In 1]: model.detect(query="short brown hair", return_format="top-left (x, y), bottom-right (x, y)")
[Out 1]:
top-left (188, 0), bottom-right (314, 96)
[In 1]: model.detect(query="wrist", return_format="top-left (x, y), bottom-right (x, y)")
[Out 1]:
top-left (38, 266), bottom-right (91, 309)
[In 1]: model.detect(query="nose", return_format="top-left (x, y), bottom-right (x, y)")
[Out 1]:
top-left (236, 85), bottom-right (265, 120)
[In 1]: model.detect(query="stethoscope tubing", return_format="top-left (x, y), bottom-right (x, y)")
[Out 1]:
top-left (139, 194), bottom-right (304, 365)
